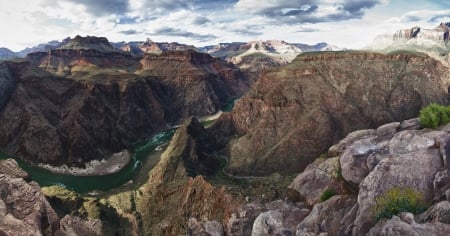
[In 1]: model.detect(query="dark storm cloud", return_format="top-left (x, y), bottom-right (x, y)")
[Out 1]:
top-left (119, 29), bottom-right (140, 35)
top-left (65, 0), bottom-right (129, 16)
top-left (235, 0), bottom-right (384, 24)
top-left (153, 27), bottom-right (217, 41)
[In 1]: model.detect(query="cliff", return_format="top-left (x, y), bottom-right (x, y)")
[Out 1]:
top-left (0, 36), bottom-right (248, 167)
top-left (213, 51), bottom-right (450, 176)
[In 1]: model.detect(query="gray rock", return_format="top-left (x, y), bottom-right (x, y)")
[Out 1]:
top-left (250, 201), bottom-right (310, 236)
top-left (353, 148), bottom-right (443, 235)
top-left (418, 201), bottom-right (450, 224)
top-left (57, 215), bottom-right (103, 236)
top-left (251, 210), bottom-right (286, 236)
top-left (188, 218), bottom-right (224, 236)
top-left (376, 122), bottom-right (400, 138)
top-left (296, 195), bottom-right (356, 236)
top-left (328, 129), bottom-right (376, 157)
top-left (389, 130), bottom-right (445, 154)
top-left (339, 137), bottom-right (378, 184)
top-left (399, 118), bottom-right (421, 130)
top-left (227, 203), bottom-right (265, 236)
top-left (433, 170), bottom-right (450, 201)
top-left (368, 213), bottom-right (450, 236)
top-left (289, 157), bottom-right (343, 206)
top-left (0, 174), bottom-right (60, 235)
top-left (0, 158), bottom-right (29, 180)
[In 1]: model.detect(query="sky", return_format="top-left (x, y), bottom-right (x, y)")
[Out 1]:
top-left (0, 0), bottom-right (449, 51)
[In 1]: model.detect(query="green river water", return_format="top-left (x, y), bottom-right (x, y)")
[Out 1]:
top-left (0, 129), bottom-right (176, 194)
top-left (0, 101), bottom-right (235, 194)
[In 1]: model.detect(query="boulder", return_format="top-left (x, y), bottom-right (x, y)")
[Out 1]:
top-left (296, 195), bottom-right (357, 236)
top-left (57, 215), bottom-right (103, 236)
top-left (368, 213), bottom-right (450, 236)
top-left (188, 218), bottom-right (224, 236)
top-left (353, 148), bottom-right (443, 235)
top-left (0, 174), bottom-right (60, 235)
top-left (339, 136), bottom-right (379, 185)
top-left (289, 157), bottom-right (344, 205)
top-left (328, 130), bottom-right (376, 157)
top-left (388, 130), bottom-right (446, 155)
top-left (227, 203), bottom-right (266, 236)
top-left (418, 201), bottom-right (450, 224)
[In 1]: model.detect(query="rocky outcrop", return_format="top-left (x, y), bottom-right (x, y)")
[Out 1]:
top-left (288, 156), bottom-right (347, 206)
top-left (99, 118), bottom-right (240, 235)
top-left (0, 36), bottom-right (248, 167)
top-left (0, 158), bottom-right (134, 235)
top-left (213, 51), bottom-right (449, 176)
top-left (277, 118), bottom-right (450, 235)
top-left (368, 213), bottom-right (450, 236)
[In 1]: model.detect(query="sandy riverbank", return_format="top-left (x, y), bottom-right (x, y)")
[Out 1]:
top-left (38, 150), bottom-right (131, 176)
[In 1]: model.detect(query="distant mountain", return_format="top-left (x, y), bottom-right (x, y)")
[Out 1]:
top-left (59, 35), bottom-right (123, 53)
top-left (0, 47), bottom-right (17, 60)
top-left (113, 38), bottom-right (197, 56)
top-left (200, 40), bottom-right (343, 70)
top-left (16, 38), bottom-right (70, 57)
top-left (366, 22), bottom-right (450, 67)
top-left (367, 22), bottom-right (449, 50)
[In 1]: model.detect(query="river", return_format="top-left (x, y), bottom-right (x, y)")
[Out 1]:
top-left (0, 129), bottom-right (176, 194)
top-left (0, 101), bottom-right (235, 194)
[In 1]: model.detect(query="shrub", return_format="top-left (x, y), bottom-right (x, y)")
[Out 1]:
top-left (419, 103), bottom-right (450, 128)
top-left (374, 187), bottom-right (427, 222)
top-left (320, 188), bottom-right (337, 202)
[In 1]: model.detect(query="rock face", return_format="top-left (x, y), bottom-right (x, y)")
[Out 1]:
top-left (214, 51), bottom-right (449, 176)
top-left (0, 36), bottom-right (248, 167)
top-left (0, 158), bottom-right (131, 235)
top-left (101, 117), bottom-right (240, 235)
top-left (217, 118), bottom-right (450, 236)
top-left (368, 213), bottom-right (450, 236)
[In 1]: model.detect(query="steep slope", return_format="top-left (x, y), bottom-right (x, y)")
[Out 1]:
top-left (102, 117), bottom-right (239, 235)
top-left (213, 51), bottom-right (450, 176)
top-left (0, 36), bottom-right (248, 167)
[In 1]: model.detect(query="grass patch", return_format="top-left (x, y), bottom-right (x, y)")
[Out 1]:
top-left (374, 187), bottom-right (427, 222)
top-left (320, 188), bottom-right (337, 202)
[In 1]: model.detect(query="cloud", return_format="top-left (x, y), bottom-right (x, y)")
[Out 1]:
top-left (192, 16), bottom-right (210, 25)
top-left (119, 29), bottom-right (140, 35)
top-left (387, 9), bottom-right (450, 24)
top-left (43, 0), bottom-right (129, 16)
top-left (234, 0), bottom-right (384, 23)
top-left (152, 27), bottom-right (217, 41)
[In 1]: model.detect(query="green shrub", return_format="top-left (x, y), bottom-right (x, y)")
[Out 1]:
top-left (419, 103), bottom-right (450, 128)
top-left (320, 188), bottom-right (337, 202)
top-left (374, 187), bottom-right (427, 222)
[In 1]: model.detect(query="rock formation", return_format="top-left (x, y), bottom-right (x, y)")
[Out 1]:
top-left (0, 158), bottom-right (129, 235)
top-left (200, 40), bottom-right (343, 71)
top-left (214, 51), bottom-right (449, 176)
top-left (100, 117), bottom-right (239, 235)
top-left (0, 36), bottom-right (248, 167)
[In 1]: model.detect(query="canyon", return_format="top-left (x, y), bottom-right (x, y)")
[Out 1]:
top-left (1, 26), bottom-right (450, 235)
